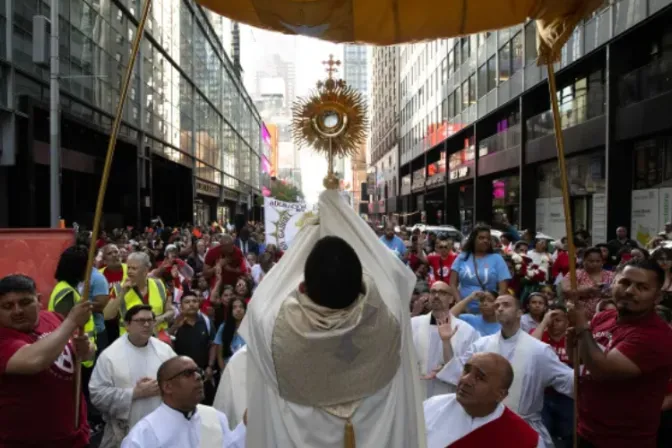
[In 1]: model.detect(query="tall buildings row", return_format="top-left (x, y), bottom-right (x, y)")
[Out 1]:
top-left (342, 44), bottom-right (368, 211)
top-left (244, 26), bottom-right (302, 193)
top-left (368, 1), bottom-right (672, 246)
top-left (0, 0), bottom-right (268, 228)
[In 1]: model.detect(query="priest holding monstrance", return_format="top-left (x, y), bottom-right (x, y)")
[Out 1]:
top-left (237, 57), bottom-right (426, 447)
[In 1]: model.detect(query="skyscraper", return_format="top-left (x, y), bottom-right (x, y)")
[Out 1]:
top-left (342, 44), bottom-right (369, 211)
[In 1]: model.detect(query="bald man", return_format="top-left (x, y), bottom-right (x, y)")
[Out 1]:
top-left (425, 353), bottom-right (542, 447)
top-left (434, 295), bottom-right (573, 447)
top-left (121, 356), bottom-right (245, 448)
top-left (411, 281), bottom-right (478, 398)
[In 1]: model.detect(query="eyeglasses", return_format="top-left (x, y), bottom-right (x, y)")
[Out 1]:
top-left (438, 245), bottom-right (450, 249)
top-left (165, 367), bottom-right (204, 382)
top-left (131, 318), bottom-right (155, 326)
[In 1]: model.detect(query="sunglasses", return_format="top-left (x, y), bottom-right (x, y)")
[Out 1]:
top-left (165, 367), bottom-right (204, 382)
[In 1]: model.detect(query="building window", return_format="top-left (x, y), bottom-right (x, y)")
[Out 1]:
top-left (478, 63), bottom-right (487, 98)
top-left (454, 42), bottom-right (461, 71)
top-left (448, 50), bottom-right (454, 75)
top-left (448, 93), bottom-right (455, 118)
top-left (487, 56), bottom-right (497, 91)
top-left (512, 32), bottom-right (523, 73)
top-left (461, 38), bottom-right (470, 64)
top-left (525, 22), bottom-right (537, 64)
top-left (468, 75), bottom-right (476, 105)
top-left (499, 42), bottom-right (511, 82)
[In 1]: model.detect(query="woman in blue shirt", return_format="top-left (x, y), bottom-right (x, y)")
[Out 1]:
top-left (449, 224), bottom-right (511, 313)
top-left (214, 297), bottom-right (247, 370)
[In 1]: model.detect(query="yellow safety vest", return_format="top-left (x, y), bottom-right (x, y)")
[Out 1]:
top-left (99, 264), bottom-right (128, 298)
top-left (119, 278), bottom-right (168, 335)
top-left (48, 281), bottom-right (96, 368)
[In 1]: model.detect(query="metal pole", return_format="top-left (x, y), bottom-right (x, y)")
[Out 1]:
top-left (50, 0), bottom-right (60, 228)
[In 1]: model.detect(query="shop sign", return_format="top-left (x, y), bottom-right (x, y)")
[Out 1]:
top-left (449, 166), bottom-right (470, 181)
top-left (220, 188), bottom-right (238, 202)
top-left (412, 168), bottom-right (426, 192)
top-left (196, 179), bottom-right (220, 198)
top-left (426, 174), bottom-right (446, 188)
top-left (401, 175), bottom-right (412, 195)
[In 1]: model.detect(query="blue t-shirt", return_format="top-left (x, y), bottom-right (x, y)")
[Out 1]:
top-left (451, 252), bottom-right (511, 313)
top-left (214, 323), bottom-right (246, 362)
top-left (458, 314), bottom-right (501, 337)
top-left (379, 235), bottom-right (407, 258)
top-left (80, 268), bottom-right (109, 334)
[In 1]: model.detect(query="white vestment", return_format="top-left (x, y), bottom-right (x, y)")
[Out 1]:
top-left (239, 190), bottom-right (426, 448)
top-left (89, 335), bottom-right (177, 448)
top-left (436, 329), bottom-right (574, 447)
top-left (424, 394), bottom-right (545, 448)
top-left (411, 313), bottom-right (479, 398)
top-left (120, 403), bottom-right (245, 448)
top-left (213, 345), bottom-right (248, 428)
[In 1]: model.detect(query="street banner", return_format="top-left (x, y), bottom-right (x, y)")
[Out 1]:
top-left (264, 197), bottom-right (315, 251)
top-left (659, 188), bottom-right (672, 232)
top-left (0, 229), bottom-right (75, 308)
top-left (631, 189), bottom-right (659, 246)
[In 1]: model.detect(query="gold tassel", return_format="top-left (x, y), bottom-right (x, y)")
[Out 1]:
top-left (344, 418), bottom-right (355, 448)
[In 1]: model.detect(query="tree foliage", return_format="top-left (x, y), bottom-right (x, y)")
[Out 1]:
top-left (259, 179), bottom-right (304, 204)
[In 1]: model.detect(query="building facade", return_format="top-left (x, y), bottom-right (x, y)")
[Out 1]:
top-left (342, 44), bottom-right (367, 210)
top-left (0, 0), bottom-right (264, 229)
top-left (375, 1), bottom-right (672, 246)
top-left (369, 44), bottom-right (400, 221)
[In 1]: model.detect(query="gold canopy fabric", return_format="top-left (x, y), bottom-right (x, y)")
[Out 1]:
top-left (197, 0), bottom-right (604, 63)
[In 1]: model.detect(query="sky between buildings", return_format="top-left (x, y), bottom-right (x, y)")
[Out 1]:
top-left (240, 26), bottom-right (344, 205)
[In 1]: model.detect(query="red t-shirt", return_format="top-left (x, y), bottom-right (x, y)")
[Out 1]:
top-left (427, 253), bottom-right (458, 282)
top-left (407, 253), bottom-right (421, 273)
top-left (102, 267), bottom-right (125, 299)
top-left (204, 245), bottom-right (246, 288)
top-left (0, 312), bottom-right (89, 447)
top-left (578, 309), bottom-right (672, 447)
top-left (531, 329), bottom-right (571, 366)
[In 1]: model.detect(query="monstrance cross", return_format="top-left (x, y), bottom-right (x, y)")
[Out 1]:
top-left (322, 54), bottom-right (341, 79)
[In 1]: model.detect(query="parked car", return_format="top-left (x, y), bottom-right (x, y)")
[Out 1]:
top-left (410, 224), bottom-right (465, 245)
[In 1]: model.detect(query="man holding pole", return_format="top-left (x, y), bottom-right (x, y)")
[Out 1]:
top-left (0, 274), bottom-right (94, 447)
top-left (569, 259), bottom-right (672, 448)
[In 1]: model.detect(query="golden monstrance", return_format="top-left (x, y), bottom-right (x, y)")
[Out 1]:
top-left (292, 55), bottom-right (369, 190)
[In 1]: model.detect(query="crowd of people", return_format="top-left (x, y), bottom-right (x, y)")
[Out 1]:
top-left (380, 217), bottom-right (672, 447)
top-left (1, 206), bottom-right (672, 447)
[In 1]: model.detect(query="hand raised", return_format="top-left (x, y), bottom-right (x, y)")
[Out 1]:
top-left (437, 315), bottom-right (458, 342)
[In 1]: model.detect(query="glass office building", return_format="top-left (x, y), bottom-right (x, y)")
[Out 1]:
top-left (379, 0), bottom-right (672, 245)
top-left (0, 0), bottom-right (263, 227)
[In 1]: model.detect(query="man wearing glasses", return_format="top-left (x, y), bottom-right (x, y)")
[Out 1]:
top-left (90, 305), bottom-right (176, 448)
top-left (122, 356), bottom-right (246, 447)
top-left (411, 281), bottom-right (479, 399)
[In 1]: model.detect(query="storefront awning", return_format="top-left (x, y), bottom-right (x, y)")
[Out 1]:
top-left (197, 0), bottom-right (604, 63)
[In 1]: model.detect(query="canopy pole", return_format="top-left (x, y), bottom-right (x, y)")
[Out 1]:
top-left (545, 63), bottom-right (579, 448)
top-left (74, 0), bottom-right (153, 428)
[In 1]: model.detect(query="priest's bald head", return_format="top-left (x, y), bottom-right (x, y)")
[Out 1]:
top-left (456, 353), bottom-right (514, 418)
top-left (157, 356), bottom-right (205, 411)
top-left (302, 236), bottom-right (363, 309)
